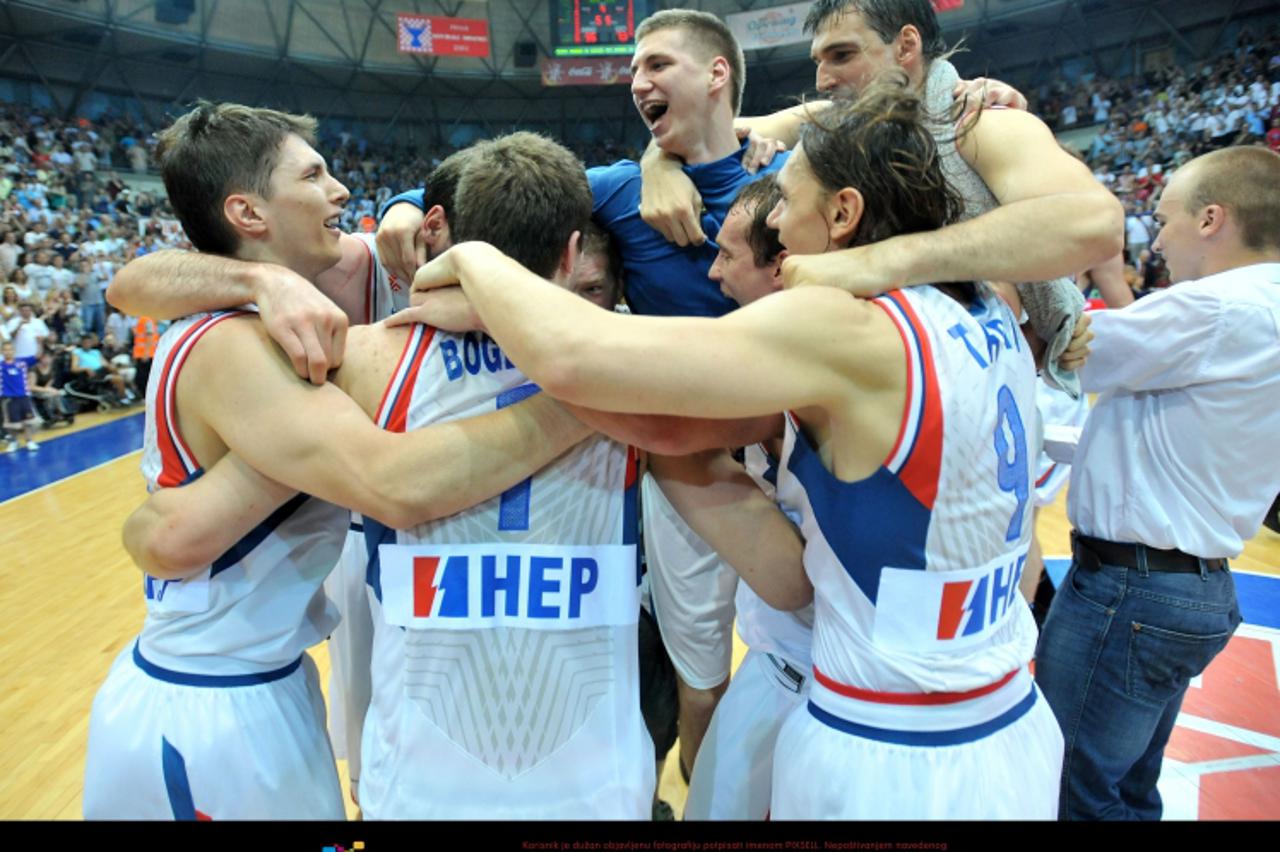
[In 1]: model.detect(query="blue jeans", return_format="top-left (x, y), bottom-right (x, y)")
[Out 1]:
top-left (80, 303), bottom-right (105, 339)
top-left (1034, 542), bottom-right (1241, 820)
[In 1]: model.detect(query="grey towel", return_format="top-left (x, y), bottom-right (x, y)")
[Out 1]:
top-left (1017, 278), bottom-right (1084, 397)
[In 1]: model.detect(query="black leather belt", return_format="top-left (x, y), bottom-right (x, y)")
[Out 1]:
top-left (1073, 532), bottom-right (1226, 574)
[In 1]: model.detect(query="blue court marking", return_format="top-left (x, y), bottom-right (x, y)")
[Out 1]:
top-left (1235, 571), bottom-right (1280, 630)
top-left (0, 413), bottom-right (145, 502)
top-left (1044, 554), bottom-right (1280, 630)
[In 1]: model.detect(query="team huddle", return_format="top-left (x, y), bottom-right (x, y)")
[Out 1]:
top-left (80, 0), bottom-right (1280, 823)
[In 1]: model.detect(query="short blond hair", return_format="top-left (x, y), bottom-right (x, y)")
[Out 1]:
top-left (635, 9), bottom-right (746, 115)
top-left (1182, 146), bottom-right (1280, 252)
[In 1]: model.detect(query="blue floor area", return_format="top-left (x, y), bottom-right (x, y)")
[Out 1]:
top-left (1236, 571), bottom-right (1280, 630)
top-left (0, 412), bottom-right (145, 502)
top-left (1043, 556), bottom-right (1279, 630)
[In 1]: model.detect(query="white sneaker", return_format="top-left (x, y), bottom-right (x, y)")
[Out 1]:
top-left (25, 440), bottom-right (39, 451)
top-left (5, 440), bottom-right (17, 452)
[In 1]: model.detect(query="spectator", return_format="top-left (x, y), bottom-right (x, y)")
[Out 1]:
top-left (101, 330), bottom-right (138, 403)
top-left (22, 249), bottom-right (53, 299)
top-left (0, 230), bottom-right (19, 279)
top-left (40, 288), bottom-right (78, 340)
top-left (69, 330), bottom-right (127, 402)
top-left (104, 305), bottom-right (131, 345)
top-left (1, 284), bottom-right (18, 322)
top-left (2, 301), bottom-right (48, 367)
top-left (127, 141), bottom-right (147, 174)
top-left (75, 257), bottom-right (105, 338)
top-left (1, 339), bottom-right (38, 451)
top-left (131, 314), bottom-right (158, 397)
top-left (28, 349), bottom-right (74, 427)
top-left (47, 253), bottom-right (74, 292)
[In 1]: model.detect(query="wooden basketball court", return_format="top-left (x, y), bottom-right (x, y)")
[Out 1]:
top-left (2, 410), bottom-right (1278, 820)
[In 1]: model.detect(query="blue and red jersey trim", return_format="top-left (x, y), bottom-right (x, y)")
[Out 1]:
top-left (806, 687), bottom-right (1038, 746)
top-left (154, 311), bottom-right (250, 488)
top-left (872, 290), bottom-right (944, 510)
top-left (807, 665), bottom-right (1036, 746)
top-left (374, 322), bottom-right (435, 433)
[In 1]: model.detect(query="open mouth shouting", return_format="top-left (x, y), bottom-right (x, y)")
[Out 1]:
top-left (638, 100), bottom-right (670, 133)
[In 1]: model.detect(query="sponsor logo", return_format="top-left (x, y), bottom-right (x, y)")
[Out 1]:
top-left (937, 554), bottom-right (1026, 640)
top-left (411, 552), bottom-right (599, 620)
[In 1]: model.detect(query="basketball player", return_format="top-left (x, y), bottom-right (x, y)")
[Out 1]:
top-left (344, 131), bottom-right (796, 819)
top-left (677, 175), bottom-right (816, 821)
top-left (83, 104), bottom-right (597, 821)
top-left (412, 81), bottom-right (1065, 820)
top-left (377, 13), bottom-right (781, 776)
top-left (641, 0), bottom-right (1122, 389)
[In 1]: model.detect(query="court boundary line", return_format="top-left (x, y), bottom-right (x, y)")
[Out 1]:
top-left (0, 449), bottom-right (143, 508)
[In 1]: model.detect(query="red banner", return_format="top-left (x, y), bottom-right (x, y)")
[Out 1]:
top-left (396, 14), bottom-right (490, 58)
top-left (931, 0), bottom-right (965, 11)
top-left (540, 57), bottom-right (633, 87)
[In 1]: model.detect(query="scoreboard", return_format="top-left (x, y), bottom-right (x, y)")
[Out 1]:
top-left (550, 0), bottom-right (653, 57)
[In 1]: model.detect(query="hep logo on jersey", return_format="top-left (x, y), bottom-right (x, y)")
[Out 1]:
top-left (936, 554), bottom-right (1026, 640)
top-left (410, 553), bottom-right (600, 620)
top-left (382, 543), bottom-right (638, 630)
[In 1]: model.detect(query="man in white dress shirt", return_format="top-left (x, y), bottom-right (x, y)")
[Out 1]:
top-left (1035, 146), bottom-right (1280, 820)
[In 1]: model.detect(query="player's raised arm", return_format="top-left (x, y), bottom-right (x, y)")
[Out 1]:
top-left (782, 108), bottom-right (1123, 295)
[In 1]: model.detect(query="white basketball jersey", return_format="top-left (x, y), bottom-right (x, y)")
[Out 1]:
top-left (777, 286), bottom-right (1039, 720)
top-left (137, 311), bottom-right (346, 676)
top-left (735, 444), bottom-right (814, 668)
top-left (359, 323), bottom-right (649, 820)
top-left (350, 232), bottom-right (410, 324)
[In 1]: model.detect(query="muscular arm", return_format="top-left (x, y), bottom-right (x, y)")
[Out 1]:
top-left (734, 103), bottom-right (817, 149)
top-left (415, 242), bottom-right (897, 420)
top-left (650, 450), bottom-right (810, 610)
top-left (181, 317), bottom-right (592, 531)
top-left (782, 108), bottom-right (1124, 293)
top-left (948, 109), bottom-right (1124, 282)
top-left (123, 453), bottom-right (297, 579)
top-left (106, 245), bottom-right (357, 385)
top-left (566, 406), bottom-right (782, 455)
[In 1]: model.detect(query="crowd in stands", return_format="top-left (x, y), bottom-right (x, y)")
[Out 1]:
top-left (1029, 25), bottom-right (1280, 293)
top-left (0, 102), bottom-right (180, 450)
top-left (322, 133), bottom-right (639, 233)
